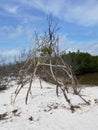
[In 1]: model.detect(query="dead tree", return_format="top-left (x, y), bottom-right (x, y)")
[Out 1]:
top-left (13, 15), bottom-right (90, 112)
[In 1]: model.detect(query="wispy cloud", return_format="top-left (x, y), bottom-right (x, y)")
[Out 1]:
top-left (0, 49), bottom-right (20, 64)
top-left (1, 0), bottom-right (98, 26)
top-left (9, 26), bottom-right (23, 39)
top-left (18, 0), bottom-right (98, 26)
top-left (59, 34), bottom-right (98, 55)
top-left (0, 0), bottom-right (98, 56)
top-left (0, 49), bottom-right (20, 57)
top-left (0, 26), bottom-right (23, 39)
top-left (65, 41), bottom-right (98, 55)
top-left (3, 5), bottom-right (18, 14)
top-left (63, 0), bottom-right (98, 26)
top-left (86, 42), bottom-right (98, 55)
top-left (0, 49), bottom-right (20, 63)
top-left (0, 24), bottom-right (36, 40)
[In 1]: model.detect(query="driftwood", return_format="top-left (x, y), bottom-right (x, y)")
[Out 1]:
top-left (13, 52), bottom-right (90, 112)
top-left (13, 15), bottom-right (90, 112)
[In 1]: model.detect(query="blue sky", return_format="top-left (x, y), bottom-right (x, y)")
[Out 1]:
top-left (0, 0), bottom-right (98, 60)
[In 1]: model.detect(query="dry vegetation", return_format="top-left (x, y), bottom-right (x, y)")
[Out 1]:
top-left (12, 15), bottom-right (90, 112)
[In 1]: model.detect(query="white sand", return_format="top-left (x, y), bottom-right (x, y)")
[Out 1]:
top-left (0, 78), bottom-right (98, 130)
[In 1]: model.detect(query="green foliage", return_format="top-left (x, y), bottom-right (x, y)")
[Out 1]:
top-left (62, 51), bottom-right (98, 75)
top-left (41, 46), bottom-right (53, 56)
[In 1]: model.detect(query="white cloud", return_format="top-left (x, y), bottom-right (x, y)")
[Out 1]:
top-left (0, 0), bottom-right (98, 56)
top-left (0, 49), bottom-right (20, 57)
top-left (3, 5), bottom-right (18, 14)
top-left (59, 34), bottom-right (98, 55)
top-left (19, 0), bottom-right (98, 26)
top-left (0, 49), bottom-right (20, 63)
top-left (1, 0), bottom-right (98, 26)
top-left (0, 25), bottom-right (23, 39)
top-left (51, 0), bottom-right (98, 26)
top-left (67, 42), bottom-right (98, 55)
top-left (86, 42), bottom-right (98, 55)
top-left (62, 0), bottom-right (98, 26)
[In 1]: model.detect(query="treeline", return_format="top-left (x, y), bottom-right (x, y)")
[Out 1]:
top-left (62, 50), bottom-right (98, 75)
top-left (0, 50), bottom-right (98, 78)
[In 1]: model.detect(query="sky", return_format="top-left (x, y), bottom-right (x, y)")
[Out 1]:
top-left (0, 0), bottom-right (98, 61)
